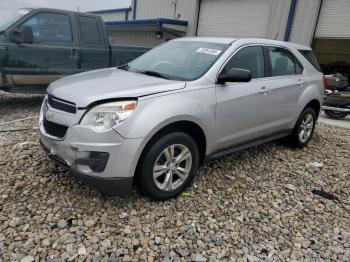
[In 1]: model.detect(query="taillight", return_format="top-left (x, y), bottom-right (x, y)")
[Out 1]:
top-left (322, 75), bottom-right (328, 89)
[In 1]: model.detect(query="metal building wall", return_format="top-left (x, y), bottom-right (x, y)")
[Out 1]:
top-left (98, 11), bottom-right (130, 22)
top-left (289, 0), bottom-right (321, 45)
top-left (197, 0), bottom-right (273, 38)
top-left (315, 0), bottom-right (350, 39)
top-left (266, 0), bottom-right (291, 41)
top-left (108, 31), bottom-right (177, 47)
top-left (135, 0), bottom-right (199, 35)
top-left (196, 0), bottom-right (293, 41)
top-left (99, 0), bottom-right (324, 47)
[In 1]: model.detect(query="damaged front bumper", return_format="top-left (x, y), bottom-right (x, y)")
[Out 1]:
top-left (39, 97), bottom-right (144, 196)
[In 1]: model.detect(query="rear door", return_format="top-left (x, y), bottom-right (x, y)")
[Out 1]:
top-left (77, 15), bottom-right (109, 71)
top-left (7, 11), bottom-right (79, 91)
top-left (264, 46), bottom-right (305, 131)
top-left (215, 45), bottom-right (272, 150)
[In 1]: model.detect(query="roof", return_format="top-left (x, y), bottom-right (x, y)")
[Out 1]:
top-left (173, 37), bottom-right (311, 50)
top-left (174, 37), bottom-right (237, 44)
top-left (89, 8), bottom-right (131, 15)
top-left (26, 7), bottom-right (102, 18)
top-left (105, 18), bottom-right (188, 28)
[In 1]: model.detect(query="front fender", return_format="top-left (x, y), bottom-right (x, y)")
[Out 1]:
top-left (115, 88), bottom-right (216, 154)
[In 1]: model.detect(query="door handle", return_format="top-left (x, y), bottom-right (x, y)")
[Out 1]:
top-left (259, 86), bottom-right (269, 94)
top-left (297, 79), bottom-right (304, 86)
top-left (71, 48), bottom-right (79, 60)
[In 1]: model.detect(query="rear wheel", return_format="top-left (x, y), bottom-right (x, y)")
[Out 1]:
top-left (138, 132), bottom-right (199, 200)
top-left (324, 110), bottom-right (348, 120)
top-left (288, 107), bottom-right (316, 148)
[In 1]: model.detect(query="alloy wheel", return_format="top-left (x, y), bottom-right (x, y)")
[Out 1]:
top-left (299, 113), bottom-right (314, 143)
top-left (153, 144), bottom-right (192, 191)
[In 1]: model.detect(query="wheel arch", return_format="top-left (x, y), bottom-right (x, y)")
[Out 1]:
top-left (140, 120), bottom-right (207, 164)
top-left (134, 120), bottom-right (207, 185)
top-left (303, 99), bottom-right (321, 119)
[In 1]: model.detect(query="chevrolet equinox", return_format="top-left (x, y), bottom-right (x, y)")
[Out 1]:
top-left (39, 38), bottom-right (323, 200)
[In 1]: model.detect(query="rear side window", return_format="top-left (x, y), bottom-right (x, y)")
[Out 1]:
top-left (78, 16), bottom-right (101, 45)
top-left (223, 46), bottom-right (265, 79)
top-left (298, 49), bottom-right (321, 72)
top-left (268, 47), bottom-right (303, 76)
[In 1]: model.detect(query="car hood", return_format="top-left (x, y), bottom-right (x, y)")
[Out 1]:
top-left (47, 68), bottom-right (186, 107)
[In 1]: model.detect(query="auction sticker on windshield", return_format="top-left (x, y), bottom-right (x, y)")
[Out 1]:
top-left (196, 47), bottom-right (222, 56)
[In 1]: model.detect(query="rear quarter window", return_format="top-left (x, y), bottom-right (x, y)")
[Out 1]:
top-left (298, 50), bottom-right (321, 72)
top-left (78, 16), bottom-right (101, 45)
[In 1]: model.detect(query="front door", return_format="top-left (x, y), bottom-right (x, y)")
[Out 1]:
top-left (215, 46), bottom-right (272, 150)
top-left (6, 11), bottom-right (80, 92)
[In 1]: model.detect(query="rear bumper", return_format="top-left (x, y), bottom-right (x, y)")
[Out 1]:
top-left (40, 140), bottom-right (133, 196)
top-left (322, 106), bottom-right (350, 113)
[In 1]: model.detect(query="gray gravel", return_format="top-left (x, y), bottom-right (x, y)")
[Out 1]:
top-left (0, 91), bottom-right (349, 261)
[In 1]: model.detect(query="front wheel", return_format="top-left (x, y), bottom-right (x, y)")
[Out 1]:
top-left (288, 107), bottom-right (316, 149)
top-left (324, 110), bottom-right (348, 120)
top-left (138, 132), bottom-right (199, 200)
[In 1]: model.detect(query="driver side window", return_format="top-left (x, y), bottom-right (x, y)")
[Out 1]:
top-left (223, 46), bottom-right (265, 79)
top-left (21, 12), bottom-right (72, 43)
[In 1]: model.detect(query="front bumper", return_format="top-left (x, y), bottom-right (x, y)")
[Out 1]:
top-left (40, 141), bottom-right (133, 196)
top-left (39, 97), bottom-right (144, 196)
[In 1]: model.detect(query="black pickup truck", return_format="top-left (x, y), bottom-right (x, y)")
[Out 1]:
top-left (0, 8), bottom-right (148, 93)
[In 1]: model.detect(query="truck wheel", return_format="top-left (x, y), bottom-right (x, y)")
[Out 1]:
top-left (288, 107), bottom-right (316, 149)
top-left (138, 132), bottom-right (199, 200)
top-left (324, 110), bottom-right (348, 120)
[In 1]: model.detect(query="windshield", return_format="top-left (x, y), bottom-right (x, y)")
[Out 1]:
top-left (125, 41), bottom-right (229, 81)
top-left (0, 8), bottom-right (32, 31)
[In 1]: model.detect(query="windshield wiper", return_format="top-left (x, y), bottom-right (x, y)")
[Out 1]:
top-left (117, 64), bottom-right (129, 71)
top-left (142, 70), bottom-right (169, 80)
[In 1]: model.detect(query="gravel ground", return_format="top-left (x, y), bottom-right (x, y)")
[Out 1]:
top-left (0, 92), bottom-right (349, 261)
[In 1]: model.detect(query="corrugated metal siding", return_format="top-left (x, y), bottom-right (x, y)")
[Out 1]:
top-left (289, 0), bottom-right (321, 45)
top-left (108, 31), bottom-right (178, 47)
top-left (136, 0), bottom-right (198, 35)
top-left (315, 0), bottom-right (350, 38)
top-left (197, 0), bottom-right (273, 38)
top-left (266, 0), bottom-right (291, 41)
top-left (98, 12), bottom-right (129, 22)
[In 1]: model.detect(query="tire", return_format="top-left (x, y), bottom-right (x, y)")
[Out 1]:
top-left (138, 132), bottom-right (199, 200)
top-left (288, 107), bottom-right (316, 149)
top-left (324, 110), bottom-right (348, 120)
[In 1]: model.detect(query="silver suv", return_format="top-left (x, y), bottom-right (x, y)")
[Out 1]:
top-left (39, 38), bottom-right (323, 200)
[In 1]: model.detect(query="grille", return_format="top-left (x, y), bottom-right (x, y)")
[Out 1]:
top-left (48, 95), bottom-right (77, 114)
top-left (43, 118), bottom-right (68, 139)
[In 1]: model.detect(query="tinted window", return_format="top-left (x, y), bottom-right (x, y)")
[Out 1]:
top-left (298, 49), bottom-right (321, 72)
top-left (78, 16), bottom-right (101, 45)
top-left (223, 46), bottom-right (265, 79)
top-left (21, 12), bottom-right (72, 43)
top-left (268, 47), bottom-right (303, 76)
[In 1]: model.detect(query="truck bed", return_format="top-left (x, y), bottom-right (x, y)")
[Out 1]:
top-left (110, 45), bottom-right (150, 67)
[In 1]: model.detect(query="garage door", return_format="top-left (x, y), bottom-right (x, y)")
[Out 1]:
top-left (197, 0), bottom-right (273, 38)
top-left (315, 0), bottom-right (350, 39)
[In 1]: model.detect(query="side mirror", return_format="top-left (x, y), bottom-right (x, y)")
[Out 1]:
top-left (10, 26), bottom-right (33, 44)
top-left (217, 68), bottom-right (252, 84)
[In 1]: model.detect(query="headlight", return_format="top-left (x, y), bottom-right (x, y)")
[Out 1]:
top-left (81, 100), bottom-right (137, 130)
